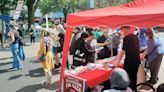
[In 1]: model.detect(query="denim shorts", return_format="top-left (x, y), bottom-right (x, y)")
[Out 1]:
top-left (53, 47), bottom-right (58, 54)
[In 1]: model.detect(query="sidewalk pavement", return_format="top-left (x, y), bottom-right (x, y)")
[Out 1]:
top-left (0, 42), bottom-right (59, 92)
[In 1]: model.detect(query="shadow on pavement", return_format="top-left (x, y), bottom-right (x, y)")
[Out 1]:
top-left (8, 74), bottom-right (23, 80)
top-left (44, 81), bottom-right (59, 90)
top-left (0, 62), bottom-right (12, 66)
top-left (25, 67), bottom-right (60, 77)
top-left (0, 48), bottom-right (10, 51)
top-left (30, 59), bottom-right (40, 63)
top-left (16, 84), bottom-right (43, 92)
top-left (0, 57), bottom-right (13, 60)
top-left (0, 69), bottom-right (10, 74)
top-left (16, 81), bottom-right (59, 92)
top-left (26, 68), bottom-right (44, 77)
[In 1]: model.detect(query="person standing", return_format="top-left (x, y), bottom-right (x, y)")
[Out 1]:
top-left (17, 23), bottom-right (24, 38)
top-left (115, 26), bottom-right (141, 90)
top-left (8, 25), bottom-right (23, 70)
top-left (72, 32), bottom-right (91, 68)
top-left (97, 28), bottom-right (111, 59)
top-left (85, 32), bottom-right (96, 63)
top-left (111, 32), bottom-right (121, 56)
top-left (52, 24), bottom-right (61, 68)
top-left (141, 28), bottom-right (164, 84)
top-left (70, 27), bottom-right (82, 55)
top-left (38, 31), bottom-right (54, 86)
top-left (18, 23), bottom-right (25, 61)
top-left (29, 25), bottom-right (36, 44)
top-left (139, 28), bottom-right (147, 48)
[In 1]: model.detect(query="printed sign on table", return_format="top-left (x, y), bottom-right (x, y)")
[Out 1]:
top-left (64, 75), bottom-right (85, 92)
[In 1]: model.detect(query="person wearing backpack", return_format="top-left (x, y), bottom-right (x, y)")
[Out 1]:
top-left (18, 23), bottom-right (25, 61)
top-left (8, 25), bottom-right (23, 70)
top-left (141, 28), bottom-right (164, 84)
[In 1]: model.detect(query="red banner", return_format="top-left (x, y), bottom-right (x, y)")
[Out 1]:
top-left (63, 75), bottom-right (85, 92)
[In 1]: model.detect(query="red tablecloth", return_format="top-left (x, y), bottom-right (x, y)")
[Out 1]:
top-left (78, 69), bottom-right (112, 88)
top-left (65, 59), bottom-right (124, 89)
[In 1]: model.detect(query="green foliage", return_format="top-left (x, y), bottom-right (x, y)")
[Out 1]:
top-left (0, 0), bottom-right (14, 15)
top-left (39, 0), bottom-right (88, 16)
top-left (96, 0), bottom-right (133, 8)
top-left (39, 0), bottom-right (54, 15)
top-left (41, 22), bottom-right (53, 28)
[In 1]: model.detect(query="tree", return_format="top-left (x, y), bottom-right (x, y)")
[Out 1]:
top-left (96, 0), bottom-right (133, 8)
top-left (39, 0), bottom-right (88, 22)
top-left (0, 0), bottom-right (15, 48)
top-left (26, 0), bottom-right (40, 30)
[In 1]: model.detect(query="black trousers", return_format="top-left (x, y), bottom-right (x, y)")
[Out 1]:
top-left (112, 48), bottom-right (118, 56)
top-left (124, 62), bottom-right (140, 90)
top-left (30, 36), bottom-right (35, 43)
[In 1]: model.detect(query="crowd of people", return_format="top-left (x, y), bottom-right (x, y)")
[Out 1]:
top-left (7, 19), bottom-right (164, 91)
top-left (69, 26), bottom-right (164, 91)
top-left (70, 27), bottom-right (122, 68)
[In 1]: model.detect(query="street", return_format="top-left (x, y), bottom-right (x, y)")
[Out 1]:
top-left (0, 40), bottom-right (59, 92)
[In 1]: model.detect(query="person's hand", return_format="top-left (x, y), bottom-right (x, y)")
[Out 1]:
top-left (113, 59), bottom-right (120, 68)
top-left (104, 41), bottom-right (109, 45)
top-left (95, 50), bottom-right (100, 53)
top-left (140, 54), bottom-right (145, 62)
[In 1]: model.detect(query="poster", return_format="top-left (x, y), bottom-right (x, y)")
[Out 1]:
top-left (64, 75), bottom-right (85, 92)
top-left (13, 0), bottom-right (24, 20)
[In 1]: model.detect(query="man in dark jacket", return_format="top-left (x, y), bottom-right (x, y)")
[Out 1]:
top-left (72, 32), bottom-right (91, 68)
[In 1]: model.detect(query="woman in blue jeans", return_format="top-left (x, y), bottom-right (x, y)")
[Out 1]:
top-left (8, 25), bottom-right (23, 70)
top-left (18, 38), bottom-right (25, 61)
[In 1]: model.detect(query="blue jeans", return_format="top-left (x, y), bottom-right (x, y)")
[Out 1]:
top-left (18, 45), bottom-right (25, 61)
top-left (11, 43), bottom-right (23, 70)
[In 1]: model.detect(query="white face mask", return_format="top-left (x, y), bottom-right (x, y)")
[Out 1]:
top-left (145, 36), bottom-right (149, 40)
top-left (85, 39), bottom-right (88, 42)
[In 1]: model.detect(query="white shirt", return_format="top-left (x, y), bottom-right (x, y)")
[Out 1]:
top-left (51, 29), bottom-right (60, 47)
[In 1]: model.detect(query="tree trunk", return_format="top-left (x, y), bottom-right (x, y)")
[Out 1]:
top-left (64, 13), bottom-right (67, 23)
top-left (1, 14), bottom-right (5, 48)
top-left (27, 6), bottom-right (34, 31)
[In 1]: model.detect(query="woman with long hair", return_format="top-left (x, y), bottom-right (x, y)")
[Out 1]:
top-left (37, 30), bottom-right (54, 86)
top-left (8, 25), bottom-right (23, 70)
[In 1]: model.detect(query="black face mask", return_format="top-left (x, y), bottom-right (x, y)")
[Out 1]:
top-left (112, 87), bottom-right (127, 90)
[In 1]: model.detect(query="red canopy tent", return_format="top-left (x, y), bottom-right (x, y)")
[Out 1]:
top-left (59, 0), bottom-right (164, 91)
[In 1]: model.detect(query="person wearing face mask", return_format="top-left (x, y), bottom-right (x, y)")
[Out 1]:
top-left (115, 26), bottom-right (141, 91)
top-left (97, 28), bottom-right (111, 59)
top-left (85, 32), bottom-right (97, 63)
top-left (72, 32), bottom-right (92, 68)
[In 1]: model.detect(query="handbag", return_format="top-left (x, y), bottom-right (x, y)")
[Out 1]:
top-left (18, 36), bottom-right (25, 45)
top-left (40, 54), bottom-right (46, 62)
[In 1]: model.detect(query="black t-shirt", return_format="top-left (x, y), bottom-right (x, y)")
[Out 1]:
top-left (97, 35), bottom-right (111, 59)
top-left (122, 34), bottom-right (140, 65)
top-left (18, 27), bottom-right (24, 37)
top-left (97, 35), bottom-right (106, 47)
